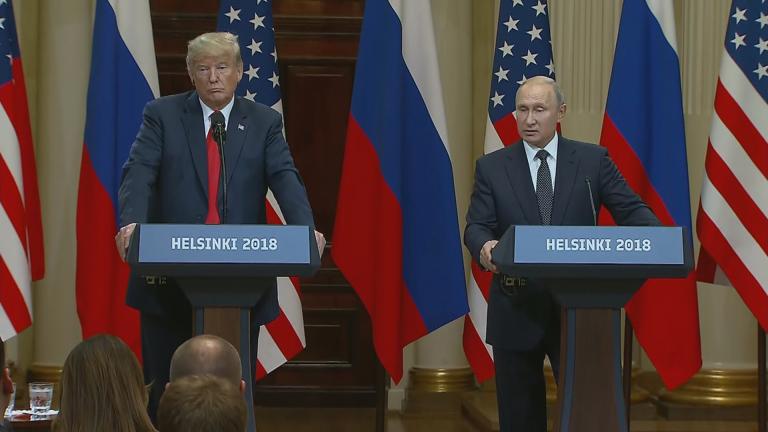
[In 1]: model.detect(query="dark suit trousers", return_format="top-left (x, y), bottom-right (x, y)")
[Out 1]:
top-left (492, 310), bottom-right (560, 432)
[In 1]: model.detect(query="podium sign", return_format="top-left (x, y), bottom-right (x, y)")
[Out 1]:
top-left (128, 224), bottom-right (319, 278)
top-left (513, 225), bottom-right (684, 265)
top-left (491, 225), bottom-right (692, 432)
top-left (127, 223), bottom-right (319, 432)
top-left (494, 225), bottom-right (692, 280)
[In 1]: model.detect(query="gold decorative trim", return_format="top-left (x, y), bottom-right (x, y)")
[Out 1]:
top-left (658, 369), bottom-right (758, 406)
top-left (631, 367), bottom-right (651, 403)
top-left (409, 367), bottom-right (476, 393)
top-left (545, 366), bottom-right (556, 403)
top-left (27, 364), bottom-right (63, 410)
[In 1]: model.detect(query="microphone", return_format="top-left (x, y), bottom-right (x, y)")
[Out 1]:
top-left (585, 176), bottom-right (597, 226)
top-left (210, 111), bottom-right (228, 222)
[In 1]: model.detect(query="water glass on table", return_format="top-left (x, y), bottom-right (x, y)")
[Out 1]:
top-left (28, 382), bottom-right (53, 414)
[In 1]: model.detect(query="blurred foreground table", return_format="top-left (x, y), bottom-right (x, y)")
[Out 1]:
top-left (8, 412), bottom-right (55, 431)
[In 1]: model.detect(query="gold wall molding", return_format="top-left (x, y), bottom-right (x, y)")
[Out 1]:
top-left (658, 369), bottom-right (758, 406)
top-left (409, 367), bottom-right (476, 393)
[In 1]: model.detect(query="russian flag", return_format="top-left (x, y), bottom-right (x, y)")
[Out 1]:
top-left (76, 0), bottom-right (159, 356)
top-left (332, 0), bottom-right (468, 383)
top-left (599, 0), bottom-right (701, 389)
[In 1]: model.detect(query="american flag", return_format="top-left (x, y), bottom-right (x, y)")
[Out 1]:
top-left (0, 0), bottom-right (45, 340)
top-left (463, 0), bottom-right (555, 382)
top-left (217, 0), bottom-right (307, 379)
top-left (696, 0), bottom-right (768, 330)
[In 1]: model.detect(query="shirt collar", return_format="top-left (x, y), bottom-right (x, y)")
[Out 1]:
top-left (523, 133), bottom-right (559, 164)
top-left (199, 96), bottom-right (235, 129)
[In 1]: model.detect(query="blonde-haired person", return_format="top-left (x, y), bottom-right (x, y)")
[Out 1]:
top-left (158, 374), bottom-right (246, 432)
top-left (115, 31), bottom-right (325, 419)
top-left (52, 335), bottom-right (156, 432)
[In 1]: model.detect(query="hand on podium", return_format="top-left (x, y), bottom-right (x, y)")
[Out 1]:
top-left (480, 240), bottom-right (499, 273)
top-left (314, 230), bottom-right (326, 258)
top-left (115, 223), bottom-right (137, 262)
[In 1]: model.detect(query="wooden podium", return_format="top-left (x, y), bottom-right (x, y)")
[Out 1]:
top-left (492, 225), bottom-right (693, 432)
top-left (127, 223), bottom-right (320, 432)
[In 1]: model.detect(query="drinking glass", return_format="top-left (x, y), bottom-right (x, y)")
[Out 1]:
top-left (28, 382), bottom-right (53, 414)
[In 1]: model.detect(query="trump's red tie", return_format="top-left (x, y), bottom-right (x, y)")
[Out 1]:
top-left (205, 112), bottom-right (221, 224)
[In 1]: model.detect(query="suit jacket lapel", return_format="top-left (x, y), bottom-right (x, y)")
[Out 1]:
top-left (505, 143), bottom-right (541, 224)
top-left (224, 98), bottom-right (247, 185)
top-left (181, 92), bottom-right (208, 196)
top-left (551, 137), bottom-right (578, 225)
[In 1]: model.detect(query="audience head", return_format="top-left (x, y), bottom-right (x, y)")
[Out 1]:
top-left (53, 334), bottom-right (155, 432)
top-left (169, 335), bottom-right (244, 392)
top-left (0, 338), bottom-right (13, 416)
top-left (158, 374), bottom-right (246, 432)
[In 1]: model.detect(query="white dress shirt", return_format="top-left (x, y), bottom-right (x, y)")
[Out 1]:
top-left (523, 133), bottom-right (558, 193)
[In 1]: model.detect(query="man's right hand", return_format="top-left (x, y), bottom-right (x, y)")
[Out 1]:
top-left (480, 240), bottom-right (499, 273)
top-left (115, 223), bottom-right (137, 262)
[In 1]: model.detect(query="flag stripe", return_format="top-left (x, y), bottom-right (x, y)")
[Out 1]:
top-left (0, 258), bottom-right (32, 339)
top-left (83, 0), bottom-right (157, 218)
top-left (718, 53), bottom-right (768, 143)
top-left (0, 157), bottom-right (26, 249)
top-left (603, 0), bottom-right (691, 229)
top-left (713, 82), bottom-right (768, 180)
top-left (348, 0), bottom-right (466, 330)
top-left (77, 0), bottom-right (157, 358)
top-left (601, 0), bottom-right (700, 389)
top-left (0, 202), bottom-right (31, 310)
top-left (599, 116), bottom-right (678, 226)
top-left (262, 309), bottom-right (304, 359)
top-left (396, 0), bottom-right (450, 149)
top-left (462, 317), bottom-right (495, 382)
top-left (255, 322), bottom-right (288, 379)
top-left (0, 96), bottom-right (23, 189)
top-left (703, 141), bottom-right (768, 255)
top-left (0, 0), bottom-right (43, 339)
top-left (711, 114), bottom-right (768, 212)
top-left (333, 115), bottom-right (426, 382)
top-left (696, 0), bottom-right (768, 333)
top-left (255, 361), bottom-right (268, 381)
top-left (697, 212), bottom-right (768, 328)
top-left (106, 0), bottom-right (160, 97)
top-left (700, 178), bottom-right (768, 289)
top-left (491, 112), bottom-right (520, 146)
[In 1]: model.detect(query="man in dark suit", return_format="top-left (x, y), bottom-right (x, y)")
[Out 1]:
top-left (464, 76), bottom-right (659, 432)
top-left (114, 32), bottom-right (325, 420)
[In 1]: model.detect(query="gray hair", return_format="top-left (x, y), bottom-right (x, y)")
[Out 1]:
top-left (516, 75), bottom-right (566, 106)
top-left (186, 32), bottom-right (243, 71)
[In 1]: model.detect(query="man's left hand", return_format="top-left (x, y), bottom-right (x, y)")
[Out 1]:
top-left (314, 230), bottom-right (326, 258)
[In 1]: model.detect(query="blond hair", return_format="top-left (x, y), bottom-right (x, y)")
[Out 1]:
top-left (52, 335), bottom-right (156, 432)
top-left (159, 375), bottom-right (246, 432)
top-left (186, 32), bottom-right (243, 71)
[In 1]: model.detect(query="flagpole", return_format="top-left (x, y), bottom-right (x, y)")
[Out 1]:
top-left (623, 318), bottom-right (633, 428)
top-left (375, 361), bottom-right (388, 432)
top-left (759, 324), bottom-right (766, 432)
